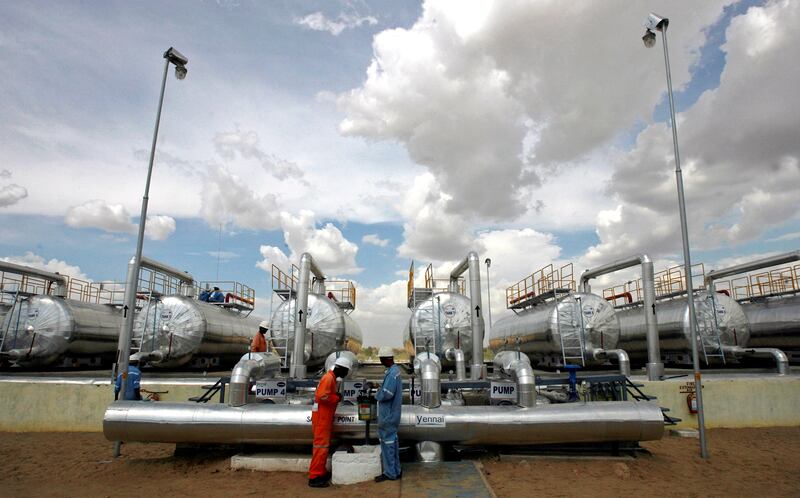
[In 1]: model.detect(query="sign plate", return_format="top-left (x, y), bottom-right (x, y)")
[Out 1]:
top-left (415, 414), bottom-right (446, 427)
top-left (342, 380), bottom-right (366, 402)
top-left (490, 381), bottom-right (517, 400)
top-left (255, 379), bottom-right (287, 399)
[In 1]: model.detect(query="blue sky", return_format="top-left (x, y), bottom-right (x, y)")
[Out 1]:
top-left (2, 0), bottom-right (798, 346)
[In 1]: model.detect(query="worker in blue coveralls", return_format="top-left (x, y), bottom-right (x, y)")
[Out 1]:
top-left (208, 286), bottom-right (225, 303)
top-left (374, 346), bottom-right (402, 482)
top-left (114, 359), bottom-right (142, 401)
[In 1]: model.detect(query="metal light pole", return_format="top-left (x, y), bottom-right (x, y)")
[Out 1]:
top-left (484, 258), bottom-right (492, 333)
top-left (643, 14), bottom-right (708, 459)
top-left (114, 47), bottom-right (188, 408)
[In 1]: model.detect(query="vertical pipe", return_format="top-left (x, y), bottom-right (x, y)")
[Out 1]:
top-left (662, 25), bottom-right (708, 459)
top-left (467, 252), bottom-right (484, 379)
top-left (114, 256), bottom-right (138, 401)
top-left (290, 254), bottom-right (312, 379)
top-left (641, 258), bottom-right (663, 380)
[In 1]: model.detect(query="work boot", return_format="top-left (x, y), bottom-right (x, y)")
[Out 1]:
top-left (308, 477), bottom-right (330, 488)
top-left (374, 474), bottom-right (397, 483)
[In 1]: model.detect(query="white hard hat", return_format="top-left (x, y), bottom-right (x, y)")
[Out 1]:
top-left (259, 321), bottom-right (269, 329)
top-left (378, 346), bottom-right (394, 358)
top-left (333, 356), bottom-right (353, 370)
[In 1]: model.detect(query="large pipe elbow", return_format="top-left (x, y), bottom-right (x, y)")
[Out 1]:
top-left (229, 353), bottom-right (281, 406)
top-left (592, 348), bottom-right (631, 377)
top-left (493, 351), bottom-right (536, 407)
top-left (726, 346), bottom-right (789, 376)
top-left (444, 348), bottom-right (466, 381)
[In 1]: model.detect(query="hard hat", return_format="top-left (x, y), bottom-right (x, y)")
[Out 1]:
top-left (378, 346), bottom-right (394, 358)
top-left (259, 320), bottom-right (269, 330)
top-left (333, 356), bottom-right (353, 370)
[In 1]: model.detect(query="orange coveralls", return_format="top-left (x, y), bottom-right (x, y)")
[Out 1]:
top-left (308, 370), bottom-right (341, 480)
top-left (250, 332), bottom-right (267, 353)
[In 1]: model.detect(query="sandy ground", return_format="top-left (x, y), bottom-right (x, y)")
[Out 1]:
top-left (1, 428), bottom-right (798, 497)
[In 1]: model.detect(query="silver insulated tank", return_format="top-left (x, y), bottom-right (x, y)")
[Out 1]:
top-left (1, 295), bottom-right (122, 366)
top-left (616, 292), bottom-right (750, 363)
top-left (404, 292), bottom-right (479, 363)
top-left (270, 293), bottom-right (363, 366)
top-left (489, 292), bottom-right (619, 366)
top-left (741, 294), bottom-right (800, 350)
top-left (135, 296), bottom-right (260, 368)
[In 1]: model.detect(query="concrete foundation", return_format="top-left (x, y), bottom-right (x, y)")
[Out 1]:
top-left (332, 445), bottom-right (382, 485)
top-left (231, 453), bottom-right (311, 472)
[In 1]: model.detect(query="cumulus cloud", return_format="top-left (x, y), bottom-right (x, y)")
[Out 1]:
top-left (362, 233), bottom-right (389, 247)
top-left (256, 210), bottom-right (361, 276)
top-left (585, 0), bottom-right (800, 264)
top-left (350, 279), bottom-right (410, 347)
top-left (213, 128), bottom-right (304, 181)
top-left (200, 163), bottom-right (282, 231)
top-left (0, 184), bottom-right (28, 208)
top-left (64, 199), bottom-right (176, 240)
top-left (295, 11), bottom-right (378, 36)
top-left (1, 252), bottom-right (89, 281)
top-left (339, 0), bottom-right (731, 220)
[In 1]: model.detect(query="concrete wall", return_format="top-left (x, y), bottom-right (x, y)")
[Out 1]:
top-left (0, 375), bottom-right (798, 433)
top-left (0, 380), bottom-right (217, 432)
top-left (639, 375), bottom-right (800, 429)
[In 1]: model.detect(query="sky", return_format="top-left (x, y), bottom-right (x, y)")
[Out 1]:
top-left (1, 0), bottom-right (798, 347)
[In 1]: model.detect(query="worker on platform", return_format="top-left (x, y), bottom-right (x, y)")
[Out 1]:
top-left (308, 356), bottom-right (351, 488)
top-left (250, 321), bottom-right (268, 353)
top-left (114, 358), bottom-right (142, 401)
top-left (375, 346), bottom-right (402, 482)
top-left (198, 287), bottom-right (211, 302)
top-left (209, 286), bottom-right (225, 303)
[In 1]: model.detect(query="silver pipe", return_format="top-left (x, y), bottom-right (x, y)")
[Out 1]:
top-left (591, 348), bottom-right (631, 377)
top-left (705, 251), bottom-right (800, 288)
top-left (104, 400), bottom-right (664, 446)
top-left (449, 251), bottom-right (485, 379)
top-left (581, 254), bottom-right (663, 380)
top-left (0, 261), bottom-right (68, 297)
top-left (493, 351), bottom-right (536, 407)
top-left (444, 348), bottom-right (466, 381)
top-left (229, 352), bottom-right (282, 406)
top-left (724, 346), bottom-right (789, 376)
top-left (130, 350), bottom-right (164, 363)
top-left (115, 256), bottom-right (138, 401)
top-left (290, 253), bottom-right (325, 379)
top-left (420, 357), bottom-right (441, 408)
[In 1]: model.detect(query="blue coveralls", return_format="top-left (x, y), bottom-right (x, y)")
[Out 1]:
top-left (376, 363), bottom-right (402, 479)
top-left (114, 365), bottom-right (142, 400)
top-left (209, 290), bottom-right (225, 303)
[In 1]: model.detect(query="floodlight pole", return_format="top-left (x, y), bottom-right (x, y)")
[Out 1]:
top-left (113, 48), bottom-right (186, 458)
top-left (651, 18), bottom-right (709, 459)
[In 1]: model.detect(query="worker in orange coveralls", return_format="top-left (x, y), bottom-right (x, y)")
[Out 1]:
top-left (308, 356), bottom-right (352, 488)
top-left (250, 321), bottom-right (268, 353)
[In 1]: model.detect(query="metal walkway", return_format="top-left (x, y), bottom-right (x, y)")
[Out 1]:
top-left (400, 462), bottom-right (495, 498)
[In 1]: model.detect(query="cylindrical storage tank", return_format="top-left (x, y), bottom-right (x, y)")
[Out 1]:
top-left (135, 296), bottom-right (260, 368)
top-left (740, 294), bottom-right (800, 351)
top-left (488, 293), bottom-right (619, 366)
top-left (616, 292), bottom-right (749, 363)
top-left (269, 294), bottom-right (362, 366)
top-left (403, 292), bottom-right (479, 364)
top-left (1, 295), bottom-right (121, 366)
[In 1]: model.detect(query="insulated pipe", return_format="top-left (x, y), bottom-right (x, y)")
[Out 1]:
top-left (420, 357), bottom-right (441, 408)
top-left (581, 254), bottom-right (663, 380)
top-left (444, 348), bottom-right (466, 381)
top-left (705, 251), bottom-right (800, 295)
top-left (290, 253), bottom-right (325, 379)
top-left (449, 251), bottom-right (484, 379)
top-left (229, 352), bottom-right (282, 406)
top-left (724, 346), bottom-right (789, 376)
top-left (139, 256), bottom-right (194, 285)
top-left (289, 252), bottom-right (325, 379)
top-left (493, 351), bottom-right (536, 408)
top-left (104, 400), bottom-right (665, 445)
top-left (0, 261), bottom-right (68, 297)
top-left (591, 348), bottom-right (631, 377)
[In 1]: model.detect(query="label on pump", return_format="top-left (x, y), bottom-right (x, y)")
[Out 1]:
top-left (415, 414), bottom-right (446, 427)
top-left (412, 385), bottom-right (422, 404)
top-left (255, 379), bottom-right (287, 399)
top-left (490, 381), bottom-right (517, 400)
top-left (342, 380), bottom-right (366, 402)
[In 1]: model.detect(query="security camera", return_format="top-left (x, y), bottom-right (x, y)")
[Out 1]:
top-left (164, 47), bottom-right (189, 66)
top-left (644, 13), bottom-right (668, 32)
